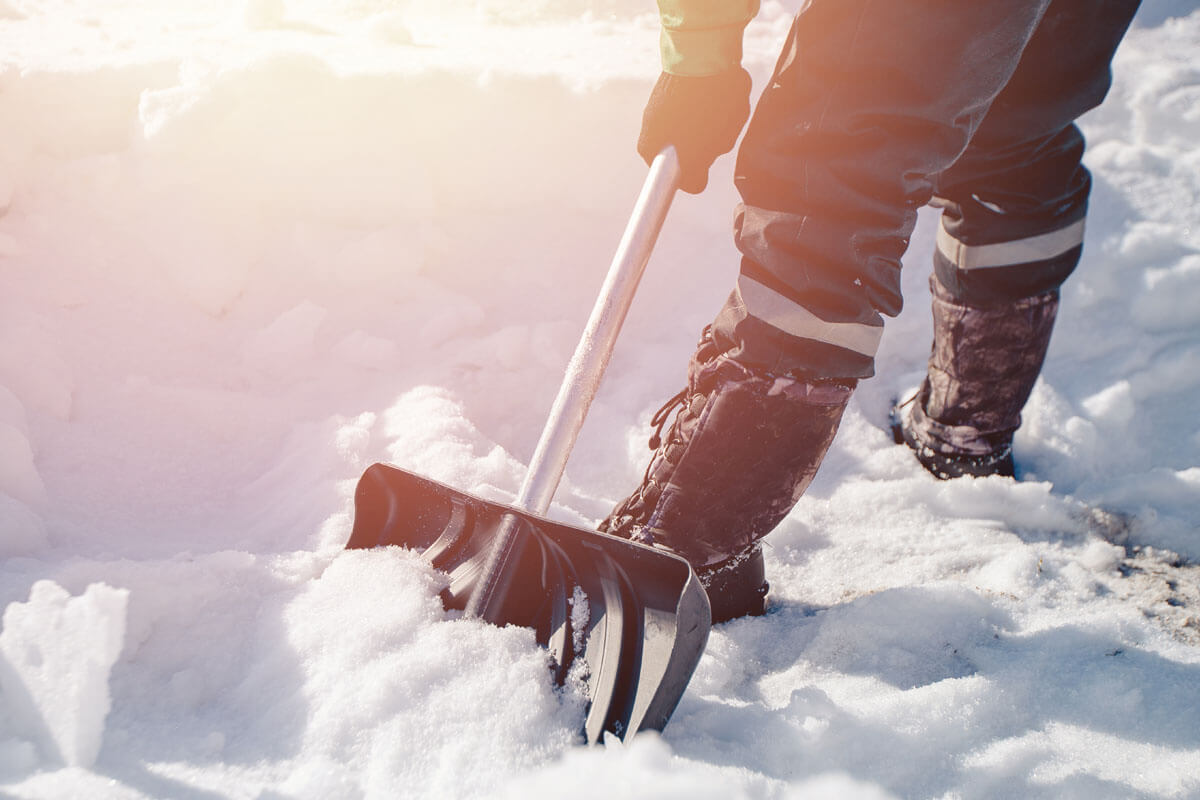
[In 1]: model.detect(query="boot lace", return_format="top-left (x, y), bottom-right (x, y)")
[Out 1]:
top-left (647, 387), bottom-right (689, 450)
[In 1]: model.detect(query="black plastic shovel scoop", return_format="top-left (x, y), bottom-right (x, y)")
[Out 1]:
top-left (346, 149), bottom-right (711, 743)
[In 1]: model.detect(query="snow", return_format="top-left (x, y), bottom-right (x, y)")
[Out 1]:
top-left (0, 581), bottom-right (128, 769)
top-left (1, 1), bottom-right (1199, 798)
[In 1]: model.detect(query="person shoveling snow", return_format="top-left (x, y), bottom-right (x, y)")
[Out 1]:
top-left (600, 0), bottom-right (1142, 623)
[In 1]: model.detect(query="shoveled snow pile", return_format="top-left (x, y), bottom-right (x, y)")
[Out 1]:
top-left (1, 2), bottom-right (1199, 798)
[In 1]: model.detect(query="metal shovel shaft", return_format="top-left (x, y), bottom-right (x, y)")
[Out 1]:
top-left (464, 149), bottom-right (681, 621)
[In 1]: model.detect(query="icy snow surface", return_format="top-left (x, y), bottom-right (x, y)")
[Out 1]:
top-left (1, 1), bottom-right (1199, 798)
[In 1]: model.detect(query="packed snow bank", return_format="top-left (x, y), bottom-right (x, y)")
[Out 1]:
top-left (1, 2), bottom-right (1199, 799)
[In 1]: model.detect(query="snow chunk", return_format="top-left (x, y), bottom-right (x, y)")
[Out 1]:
top-left (1079, 539), bottom-right (1125, 574)
top-left (381, 386), bottom-right (525, 497)
top-left (569, 585), bottom-right (590, 656)
top-left (1082, 380), bottom-right (1137, 429)
top-left (974, 548), bottom-right (1044, 598)
top-left (0, 581), bottom-right (129, 768)
top-left (333, 411), bottom-right (376, 468)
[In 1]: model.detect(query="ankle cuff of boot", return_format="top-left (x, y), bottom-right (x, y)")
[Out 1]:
top-left (894, 399), bottom-right (1015, 479)
top-left (907, 396), bottom-right (1006, 458)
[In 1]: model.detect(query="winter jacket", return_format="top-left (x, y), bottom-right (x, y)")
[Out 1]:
top-left (658, 0), bottom-right (760, 76)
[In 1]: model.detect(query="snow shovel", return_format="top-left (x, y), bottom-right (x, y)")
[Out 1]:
top-left (346, 148), bottom-right (710, 743)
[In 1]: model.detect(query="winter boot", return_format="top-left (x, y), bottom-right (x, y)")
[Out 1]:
top-left (695, 546), bottom-right (770, 624)
top-left (892, 277), bottom-right (1059, 479)
top-left (600, 328), bottom-right (855, 623)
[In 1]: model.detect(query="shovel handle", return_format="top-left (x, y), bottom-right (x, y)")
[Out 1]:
top-left (465, 148), bottom-right (681, 621)
top-left (517, 147), bottom-right (681, 515)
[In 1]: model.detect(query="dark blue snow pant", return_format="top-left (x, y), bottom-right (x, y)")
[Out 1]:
top-left (712, 0), bottom-right (1142, 380)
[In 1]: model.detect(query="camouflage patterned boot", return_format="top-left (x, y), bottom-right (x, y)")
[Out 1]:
top-left (601, 329), bottom-right (854, 622)
top-left (893, 277), bottom-right (1059, 479)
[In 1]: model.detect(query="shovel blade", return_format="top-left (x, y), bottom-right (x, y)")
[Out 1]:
top-left (346, 462), bottom-right (710, 742)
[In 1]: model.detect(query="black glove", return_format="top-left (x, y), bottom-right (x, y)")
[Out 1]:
top-left (637, 68), bottom-right (753, 194)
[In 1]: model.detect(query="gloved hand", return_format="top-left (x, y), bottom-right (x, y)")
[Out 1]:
top-left (637, 68), bottom-right (753, 194)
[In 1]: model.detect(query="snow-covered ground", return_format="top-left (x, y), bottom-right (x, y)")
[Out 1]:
top-left (2, 1), bottom-right (1199, 798)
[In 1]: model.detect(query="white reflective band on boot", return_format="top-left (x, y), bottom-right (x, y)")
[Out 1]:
top-left (735, 275), bottom-right (884, 357)
top-left (937, 218), bottom-right (1086, 270)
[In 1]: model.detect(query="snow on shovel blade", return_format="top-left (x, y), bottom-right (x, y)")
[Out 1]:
top-left (346, 462), bottom-right (711, 743)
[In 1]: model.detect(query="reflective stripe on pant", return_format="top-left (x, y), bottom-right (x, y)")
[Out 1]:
top-left (933, 0), bottom-right (1139, 306)
top-left (714, 0), bottom-right (1141, 379)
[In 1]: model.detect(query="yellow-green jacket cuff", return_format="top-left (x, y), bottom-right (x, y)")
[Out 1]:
top-left (660, 26), bottom-right (747, 76)
top-left (658, 0), bottom-right (759, 77)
